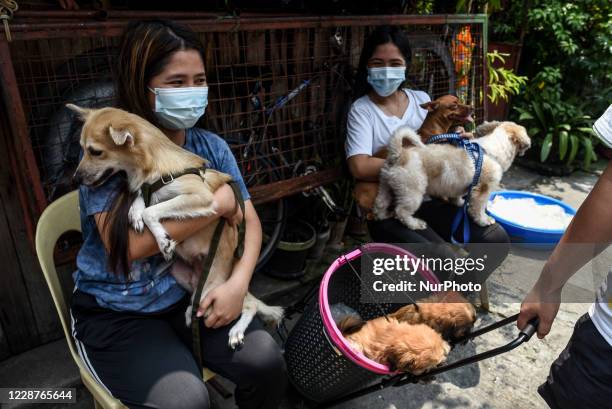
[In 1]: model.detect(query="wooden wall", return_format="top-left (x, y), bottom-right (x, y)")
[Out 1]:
top-left (0, 98), bottom-right (63, 361)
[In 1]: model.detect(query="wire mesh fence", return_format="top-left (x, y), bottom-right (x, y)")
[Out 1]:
top-left (1, 14), bottom-right (486, 237)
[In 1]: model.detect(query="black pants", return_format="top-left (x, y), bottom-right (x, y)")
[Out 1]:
top-left (70, 289), bottom-right (287, 409)
top-left (367, 198), bottom-right (510, 284)
top-left (538, 314), bottom-right (612, 409)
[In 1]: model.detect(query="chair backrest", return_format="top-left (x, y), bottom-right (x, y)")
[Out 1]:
top-left (35, 190), bottom-right (83, 365)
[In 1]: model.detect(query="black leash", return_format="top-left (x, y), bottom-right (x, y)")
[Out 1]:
top-left (191, 179), bottom-right (246, 374)
top-left (138, 167), bottom-right (246, 375)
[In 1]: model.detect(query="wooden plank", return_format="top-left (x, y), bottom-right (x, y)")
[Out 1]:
top-left (0, 175), bottom-right (40, 355)
top-left (0, 96), bottom-right (60, 355)
top-left (249, 167), bottom-right (342, 205)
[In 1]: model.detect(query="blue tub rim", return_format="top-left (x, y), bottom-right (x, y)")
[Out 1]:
top-left (486, 190), bottom-right (577, 236)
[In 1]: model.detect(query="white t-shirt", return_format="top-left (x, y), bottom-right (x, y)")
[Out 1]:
top-left (589, 104), bottom-right (612, 347)
top-left (589, 269), bottom-right (612, 346)
top-left (345, 88), bottom-right (431, 158)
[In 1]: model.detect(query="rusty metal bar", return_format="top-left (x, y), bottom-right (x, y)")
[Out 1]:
top-left (249, 168), bottom-right (342, 205)
top-left (4, 14), bottom-right (487, 41)
top-left (15, 10), bottom-right (303, 20)
top-left (0, 42), bottom-right (47, 221)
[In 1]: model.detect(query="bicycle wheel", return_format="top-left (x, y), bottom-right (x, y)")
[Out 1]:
top-left (226, 138), bottom-right (287, 272)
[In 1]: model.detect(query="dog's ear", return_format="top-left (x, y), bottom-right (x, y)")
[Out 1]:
top-left (109, 126), bottom-right (134, 147)
top-left (338, 316), bottom-right (365, 335)
top-left (506, 123), bottom-right (531, 155)
top-left (66, 103), bottom-right (92, 121)
top-left (384, 345), bottom-right (417, 373)
top-left (420, 101), bottom-right (440, 112)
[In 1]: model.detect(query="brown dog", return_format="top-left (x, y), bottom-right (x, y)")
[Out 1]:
top-left (339, 315), bottom-right (450, 374)
top-left (353, 95), bottom-right (473, 212)
top-left (389, 291), bottom-right (476, 342)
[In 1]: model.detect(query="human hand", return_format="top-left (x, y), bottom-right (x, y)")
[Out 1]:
top-left (197, 278), bottom-right (247, 328)
top-left (212, 184), bottom-right (244, 226)
top-left (453, 126), bottom-right (474, 139)
top-left (517, 282), bottom-right (561, 339)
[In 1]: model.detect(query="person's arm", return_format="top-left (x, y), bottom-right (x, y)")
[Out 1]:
top-left (197, 200), bottom-right (262, 328)
top-left (94, 183), bottom-right (239, 263)
top-left (347, 154), bottom-right (386, 181)
top-left (345, 105), bottom-right (381, 180)
top-left (518, 160), bottom-right (612, 338)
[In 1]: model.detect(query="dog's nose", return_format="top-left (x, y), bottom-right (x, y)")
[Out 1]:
top-left (73, 171), bottom-right (82, 185)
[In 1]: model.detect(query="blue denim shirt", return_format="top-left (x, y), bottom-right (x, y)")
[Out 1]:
top-left (72, 128), bottom-right (250, 313)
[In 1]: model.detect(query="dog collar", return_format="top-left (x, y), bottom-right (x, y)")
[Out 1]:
top-left (141, 165), bottom-right (207, 208)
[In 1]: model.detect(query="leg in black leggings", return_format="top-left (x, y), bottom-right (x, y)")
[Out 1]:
top-left (70, 289), bottom-right (286, 409)
top-left (368, 198), bottom-right (510, 284)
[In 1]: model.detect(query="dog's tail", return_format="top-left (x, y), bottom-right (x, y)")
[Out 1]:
top-left (474, 121), bottom-right (501, 138)
top-left (254, 298), bottom-right (284, 325)
top-left (387, 126), bottom-right (424, 164)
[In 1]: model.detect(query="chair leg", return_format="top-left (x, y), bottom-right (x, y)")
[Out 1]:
top-left (479, 282), bottom-right (490, 311)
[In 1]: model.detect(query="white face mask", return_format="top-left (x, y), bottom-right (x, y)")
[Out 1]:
top-left (148, 86), bottom-right (209, 130)
top-left (367, 67), bottom-right (406, 97)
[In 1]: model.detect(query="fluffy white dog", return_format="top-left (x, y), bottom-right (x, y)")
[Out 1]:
top-left (373, 121), bottom-right (531, 230)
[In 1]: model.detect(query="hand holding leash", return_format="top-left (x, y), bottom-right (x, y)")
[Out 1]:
top-left (198, 280), bottom-right (247, 328)
top-left (518, 283), bottom-right (561, 339)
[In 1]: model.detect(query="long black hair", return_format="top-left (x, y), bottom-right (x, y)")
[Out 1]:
top-left (353, 26), bottom-right (412, 100)
top-left (103, 20), bottom-right (206, 278)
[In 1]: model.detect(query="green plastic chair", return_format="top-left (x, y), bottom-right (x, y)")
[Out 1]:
top-left (35, 190), bottom-right (215, 409)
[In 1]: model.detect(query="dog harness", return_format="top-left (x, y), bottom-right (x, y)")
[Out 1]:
top-left (139, 166), bottom-right (246, 375)
top-left (426, 133), bottom-right (485, 244)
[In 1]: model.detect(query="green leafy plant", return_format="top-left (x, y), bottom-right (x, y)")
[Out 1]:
top-left (513, 68), bottom-right (598, 169)
top-left (487, 50), bottom-right (528, 104)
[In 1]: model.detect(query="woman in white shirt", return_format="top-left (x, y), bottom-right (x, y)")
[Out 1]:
top-left (345, 26), bottom-right (509, 286)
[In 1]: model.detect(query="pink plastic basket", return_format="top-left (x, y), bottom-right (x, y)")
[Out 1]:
top-left (285, 243), bottom-right (439, 402)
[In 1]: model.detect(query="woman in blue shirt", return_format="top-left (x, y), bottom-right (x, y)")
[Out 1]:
top-left (70, 20), bottom-right (286, 409)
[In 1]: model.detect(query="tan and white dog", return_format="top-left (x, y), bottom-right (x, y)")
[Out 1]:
top-left (373, 121), bottom-right (531, 229)
top-left (69, 104), bottom-right (283, 349)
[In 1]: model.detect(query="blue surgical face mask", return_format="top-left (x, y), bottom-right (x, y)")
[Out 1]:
top-left (148, 86), bottom-right (209, 130)
top-left (367, 67), bottom-right (406, 97)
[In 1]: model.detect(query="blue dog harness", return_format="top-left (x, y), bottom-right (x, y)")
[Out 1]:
top-left (426, 133), bottom-right (485, 244)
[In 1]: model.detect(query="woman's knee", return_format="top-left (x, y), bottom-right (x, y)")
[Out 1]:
top-left (239, 330), bottom-right (287, 382)
top-left (143, 370), bottom-right (210, 409)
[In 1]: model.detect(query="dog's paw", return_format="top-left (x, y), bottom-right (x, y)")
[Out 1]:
top-left (398, 215), bottom-right (427, 230)
top-left (450, 197), bottom-right (465, 207)
top-left (128, 198), bottom-right (146, 233)
top-left (373, 208), bottom-right (393, 220)
top-left (474, 214), bottom-right (496, 227)
top-left (159, 235), bottom-right (177, 260)
top-left (228, 327), bottom-right (245, 350)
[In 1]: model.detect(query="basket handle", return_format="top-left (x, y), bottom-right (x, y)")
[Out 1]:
top-left (403, 314), bottom-right (539, 382)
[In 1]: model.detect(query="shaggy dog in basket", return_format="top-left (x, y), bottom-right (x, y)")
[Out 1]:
top-left (373, 121), bottom-right (531, 230)
top-left (68, 104), bottom-right (284, 349)
top-left (339, 315), bottom-right (450, 374)
top-left (390, 291), bottom-right (477, 342)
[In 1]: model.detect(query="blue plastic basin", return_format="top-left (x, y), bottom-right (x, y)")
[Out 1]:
top-left (486, 190), bottom-right (576, 247)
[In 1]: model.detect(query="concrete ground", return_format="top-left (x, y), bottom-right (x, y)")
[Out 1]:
top-left (0, 163), bottom-right (605, 409)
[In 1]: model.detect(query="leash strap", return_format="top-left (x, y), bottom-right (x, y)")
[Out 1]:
top-left (426, 133), bottom-right (485, 244)
top-left (191, 218), bottom-right (226, 374)
top-left (141, 166), bottom-right (207, 207)
top-left (228, 180), bottom-right (246, 259)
